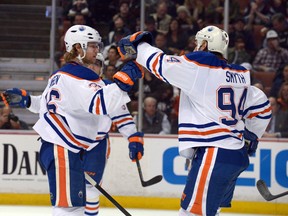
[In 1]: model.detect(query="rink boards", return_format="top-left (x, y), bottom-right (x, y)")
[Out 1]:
top-left (0, 131), bottom-right (287, 215)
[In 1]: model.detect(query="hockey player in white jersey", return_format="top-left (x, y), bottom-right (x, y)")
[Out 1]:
top-left (4, 25), bottom-right (144, 216)
top-left (5, 55), bottom-right (143, 216)
top-left (117, 26), bottom-right (272, 215)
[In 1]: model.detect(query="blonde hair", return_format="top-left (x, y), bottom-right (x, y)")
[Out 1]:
top-left (63, 45), bottom-right (79, 62)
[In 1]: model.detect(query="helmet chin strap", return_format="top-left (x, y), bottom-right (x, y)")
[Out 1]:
top-left (76, 48), bottom-right (87, 64)
top-left (195, 41), bottom-right (206, 52)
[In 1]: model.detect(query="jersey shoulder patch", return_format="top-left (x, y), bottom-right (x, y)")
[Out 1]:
top-left (166, 56), bottom-right (181, 63)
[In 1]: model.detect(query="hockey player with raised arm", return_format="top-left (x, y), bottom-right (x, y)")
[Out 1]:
top-left (117, 26), bottom-right (272, 216)
top-left (4, 25), bottom-right (144, 216)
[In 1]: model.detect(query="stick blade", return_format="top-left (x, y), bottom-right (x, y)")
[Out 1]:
top-left (141, 175), bottom-right (163, 187)
top-left (256, 179), bottom-right (273, 201)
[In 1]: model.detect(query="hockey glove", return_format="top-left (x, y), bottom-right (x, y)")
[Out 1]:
top-left (4, 88), bottom-right (31, 108)
top-left (128, 132), bottom-right (144, 161)
top-left (244, 128), bottom-right (259, 156)
top-left (113, 61), bottom-right (144, 92)
top-left (117, 31), bottom-right (153, 60)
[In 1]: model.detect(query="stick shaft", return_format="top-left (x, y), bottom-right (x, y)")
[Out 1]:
top-left (136, 158), bottom-right (145, 183)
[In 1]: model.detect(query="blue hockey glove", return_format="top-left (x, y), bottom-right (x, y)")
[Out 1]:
top-left (128, 132), bottom-right (144, 161)
top-left (244, 128), bottom-right (259, 156)
top-left (113, 61), bottom-right (144, 92)
top-left (4, 88), bottom-right (31, 108)
top-left (117, 31), bottom-right (153, 60)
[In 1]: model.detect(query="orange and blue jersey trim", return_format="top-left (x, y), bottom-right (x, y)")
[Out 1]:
top-left (178, 122), bottom-right (243, 143)
top-left (146, 52), bottom-right (169, 83)
top-left (243, 100), bottom-right (272, 119)
top-left (89, 89), bottom-right (107, 115)
top-left (184, 51), bottom-right (249, 73)
top-left (54, 145), bottom-right (72, 207)
top-left (189, 147), bottom-right (217, 215)
top-left (52, 62), bottom-right (101, 81)
top-left (44, 112), bottom-right (101, 151)
top-left (111, 113), bottom-right (135, 129)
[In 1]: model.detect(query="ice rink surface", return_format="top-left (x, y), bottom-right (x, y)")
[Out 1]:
top-left (0, 205), bottom-right (271, 216)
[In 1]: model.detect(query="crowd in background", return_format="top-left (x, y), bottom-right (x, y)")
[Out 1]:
top-left (2, 0), bottom-right (288, 136)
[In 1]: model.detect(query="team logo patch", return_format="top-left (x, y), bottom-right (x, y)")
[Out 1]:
top-left (79, 25), bottom-right (85, 31)
top-left (208, 26), bottom-right (214, 31)
top-left (89, 83), bottom-right (102, 91)
top-left (166, 56), bottom-right (180, 63)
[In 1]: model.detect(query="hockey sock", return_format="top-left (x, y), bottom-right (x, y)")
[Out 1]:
top-left (85, 184), bottom-right (100, 215)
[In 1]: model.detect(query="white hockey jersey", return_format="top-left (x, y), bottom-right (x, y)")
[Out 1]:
top-left (136, 43), bottom-right (271, 156)
top-left (33, 62), bottom-right (135, 153)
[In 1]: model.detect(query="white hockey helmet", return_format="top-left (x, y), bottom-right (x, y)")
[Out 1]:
top-left (195, 25), bottom-right (229, 55)
top-left (64, 25), bottom-right (102, 52)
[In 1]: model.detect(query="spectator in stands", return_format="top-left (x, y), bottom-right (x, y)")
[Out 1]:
top-left (103, 64), bottom-right (117, 82)
top-left (102, 30), bottom-right (123, 59)
top-left (270, 64), bottom-right (288, 98)
top-left (263, 96), bottom-right (288, 138)
top-left (170, 93), bottom-right (180, 134)
top-left (154, 32), bottom-right (173, 54)
top-left (150, 1), bottom-right (172, 34)
top-left (253, 82), bottom-right (265, 92)
top-left (67, 0), bottom-right (89, 17)
top-left (228, 35), bottom-right (252, 64)
top-left (269, 0), bottom-right (288, 16)
top-left (73, 12), bottom-right (87, 25)
top-left (107, 15), bottom-right (131, 45)
top-left (166, 18), bottom-right (189, 55)
top-left (0, 106), bottom-right (29, 130)
top-left (133, 97), bottom-right (171, 134)
top-left (205, 0), bottom-right (240, 24)
top-left (184, 0), bottom-right (205, 22)
top-left (128, 67), bottom-right (166, 115)
top-left (183, 35), bottom-right (196, 54)
top-left (59, 13), bottom-right (87, 53)
top-left (153, 83), bottom-right (174, 119)
top-left (176, 5), bottom-right (199, 35)
top-left (253, 30), bottom-right (288, 73)
top-left (112, 0), bottom-right (137, 32)
top-left (144, 16), bottom-right (158, 45)
top-left (277, 81), bottom-right (288, 111)
top-left (244, 0), bottom-right (272, 30)
top-left (229, 17), bottom-right (256, 56)
top-left (104, 45), bottom-right (123, 70)
top-left (241, 62), bottom-right (263, 88)
top-left (271, 13), bottom-right (288, 49)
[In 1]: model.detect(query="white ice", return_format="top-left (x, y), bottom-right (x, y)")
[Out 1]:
top-left (0, 205), bottom-right (271, 216)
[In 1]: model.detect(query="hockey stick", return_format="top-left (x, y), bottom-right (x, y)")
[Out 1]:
top-left (136, 158), bottom-right (163, 187)
top-left (256, 179), bottom-right (288, 201)
top-left (84, 172), bottom-right (132, 216)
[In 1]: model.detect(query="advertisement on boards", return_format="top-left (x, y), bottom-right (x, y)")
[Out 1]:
top-left (0, 132), bottom-right (287, 203)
